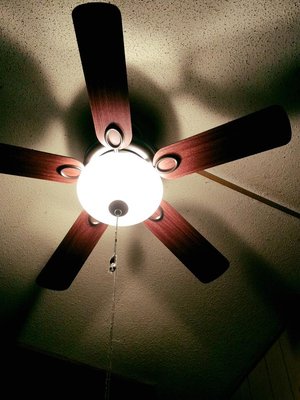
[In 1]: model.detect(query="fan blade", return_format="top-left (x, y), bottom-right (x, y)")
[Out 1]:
top-left (72, 3), bottom-right (132, 149)
top-left (0, 143), bottom-right (83, 183)
top-left (144, 200), bottom-right (229, 283)
top-left (153, 105), bottom-right (291, 179)
top-left (36, 211), bottom-right (108, 290)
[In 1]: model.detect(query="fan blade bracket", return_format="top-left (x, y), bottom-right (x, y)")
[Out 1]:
top-left (56, 164), bottom-right (83, 180)
top-left (72, 3), bottom-right (132, 149)
top-left (154, 154), bottom-right (180, 176)
top-left (104, 125), bottom-right (125, 149)
top-left (148, 205), bottom-right (164, 221)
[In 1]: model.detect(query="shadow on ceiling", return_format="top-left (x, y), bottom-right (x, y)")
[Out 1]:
top-left (0, 34), bottom-right (61, 147)
top-left (172, 20), bottom-right (300, 117)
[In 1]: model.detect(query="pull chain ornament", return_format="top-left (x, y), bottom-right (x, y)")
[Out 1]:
top-left (109, 254), bottom-right (117, 273)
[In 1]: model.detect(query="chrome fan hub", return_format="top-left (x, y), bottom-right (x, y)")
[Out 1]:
top-left (84, 139), bottom-right (156, 165)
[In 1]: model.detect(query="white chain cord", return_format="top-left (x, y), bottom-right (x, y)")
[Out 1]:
top-left (104, 213), bottom-right (120, 400)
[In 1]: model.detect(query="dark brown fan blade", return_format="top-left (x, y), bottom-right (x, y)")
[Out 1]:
top-left (144, 200), bottom-right (229, 283)
top-left (0, 143), bottom-right (83, 183)
top-left (153, 105), bottom-right (291, 179)
top-left (36, 211), bottom-right (108, 290)
top-left (72, 3), bottom-right (132, 149)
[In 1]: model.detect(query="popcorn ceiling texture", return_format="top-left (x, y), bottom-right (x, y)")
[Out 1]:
top-left (0, 1), bottom-right (299, 399)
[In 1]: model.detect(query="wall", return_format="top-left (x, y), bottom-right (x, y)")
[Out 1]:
top-left (2, 343), bottom-right (157, 399)
top-left (230, 329), bottom-right (299, 400)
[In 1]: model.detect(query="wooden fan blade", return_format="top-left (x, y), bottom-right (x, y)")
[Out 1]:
top-left (36, 211), bottom-right (108, 290)
top-left (154, 105), bottom-right (291, 179)
top-left (144, 200), bottom-right (229, 283)
top-left (0, 143), bottom-right (83, 183)
top-left (72, 3), bottom-right (132, 149)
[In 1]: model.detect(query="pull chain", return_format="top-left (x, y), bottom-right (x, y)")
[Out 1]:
top-left (105, 211), bottom-right (121, 400)
top-left (105, 146), bottom-right (126, 399)
top-left (109, 211), bottom-right (120, 272)
top-left (109, 148), bottom-right (120, 274)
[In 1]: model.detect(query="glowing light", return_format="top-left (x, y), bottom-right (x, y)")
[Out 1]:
top-left (77, 151), bottom-right (163, 226)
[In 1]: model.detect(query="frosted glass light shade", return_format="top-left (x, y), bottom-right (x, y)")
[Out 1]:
top-left (77, 151), bottom-right (163, 226)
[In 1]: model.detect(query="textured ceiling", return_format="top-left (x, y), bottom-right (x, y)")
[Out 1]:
top-left (1, 1), bottom-right (299, 399)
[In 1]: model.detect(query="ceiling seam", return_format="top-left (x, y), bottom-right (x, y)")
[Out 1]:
top-left (198, 171), bottom-right (300, 220)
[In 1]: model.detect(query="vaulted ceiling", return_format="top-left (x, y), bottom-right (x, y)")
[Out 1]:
top-left (1, 1), bottom-right (299, 399)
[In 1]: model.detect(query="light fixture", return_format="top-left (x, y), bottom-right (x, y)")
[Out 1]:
top-left (77, 145), bottom-right (163, 226)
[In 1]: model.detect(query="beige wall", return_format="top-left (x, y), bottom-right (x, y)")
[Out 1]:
top-left (231, 329), bottom-right (299, 400)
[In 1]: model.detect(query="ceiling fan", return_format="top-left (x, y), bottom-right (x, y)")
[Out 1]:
top-left (0, 3), bottom-right (291, 290)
